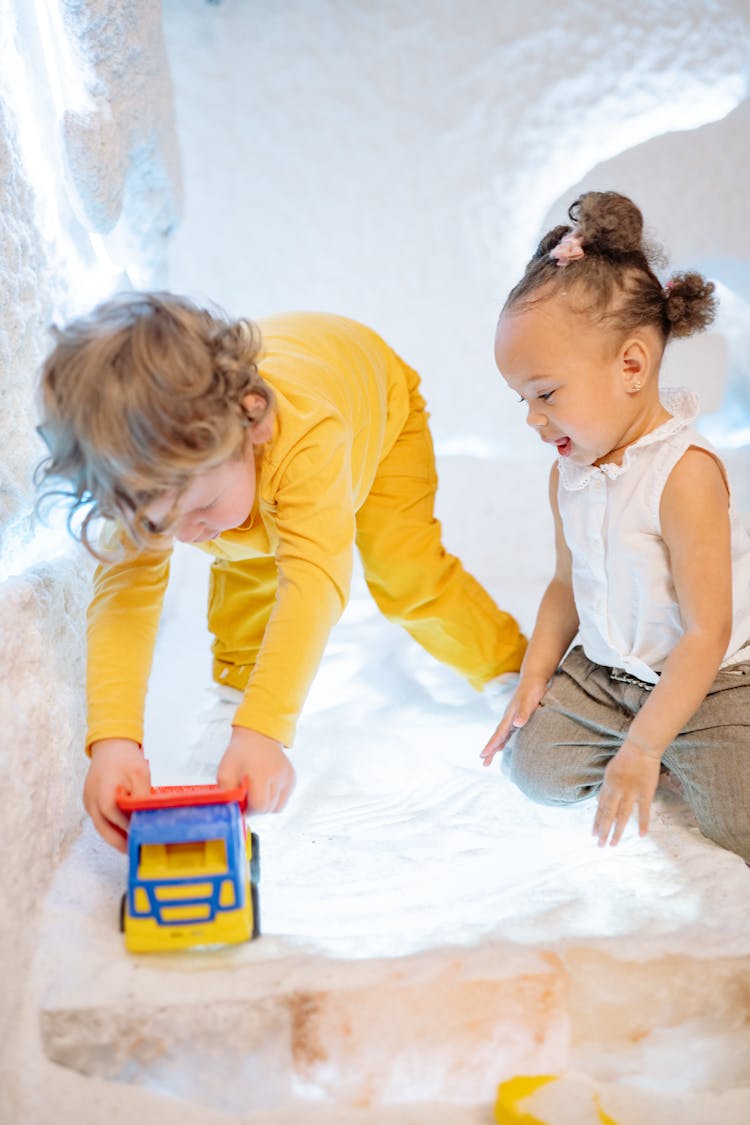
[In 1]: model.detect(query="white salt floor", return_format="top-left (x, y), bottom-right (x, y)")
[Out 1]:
top-left (13, 520), bottom-right (750, 1123)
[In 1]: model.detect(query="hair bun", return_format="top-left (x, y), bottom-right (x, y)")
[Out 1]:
top-left (663, 272), bottom-right (717, 338)
top-left (568, 191), bottom-right (643, 254)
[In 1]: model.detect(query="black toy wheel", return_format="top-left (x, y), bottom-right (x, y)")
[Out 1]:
top-left (249, 832), bottom-right (260, 883)
top-left (251, 881), bottom-right (261, 940)
top-left (119, 892), bottom-right (126, 933)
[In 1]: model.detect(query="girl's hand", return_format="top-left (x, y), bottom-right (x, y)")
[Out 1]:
top-left (84, 738), bottom-right (151, 853)
top-left (593, 740), bottom-right (662, 847)
top-left (217, 726), bottom-right (296, 813)
top-left (480, 677), bottom-right (548, 767)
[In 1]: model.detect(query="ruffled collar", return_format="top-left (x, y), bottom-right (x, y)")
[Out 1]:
top-left (558, 387), bottom-right (700, 491)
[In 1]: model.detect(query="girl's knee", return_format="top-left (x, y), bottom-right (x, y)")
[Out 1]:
top-left (694, 817), bottom-right (750, 865)
top-left (507, 720), bottom-right (600, 806)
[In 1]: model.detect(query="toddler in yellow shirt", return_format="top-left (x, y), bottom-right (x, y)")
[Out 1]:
top-left (38, 292), bottom-right (526, 851)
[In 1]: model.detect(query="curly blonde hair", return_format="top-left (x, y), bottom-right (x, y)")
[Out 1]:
top-left (504, 191), bottom-right (717, 345)
top-left (36, 291), bottom-right (274, 555)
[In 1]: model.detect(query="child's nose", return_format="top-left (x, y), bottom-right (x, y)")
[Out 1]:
top-left (175, 516), bottom-right (201, 542)
top-left (526, 406), bottom-right (547, 429)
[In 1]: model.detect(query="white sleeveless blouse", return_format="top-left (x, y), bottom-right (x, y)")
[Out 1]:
top-left (557, 388), bottom-right (750, 684)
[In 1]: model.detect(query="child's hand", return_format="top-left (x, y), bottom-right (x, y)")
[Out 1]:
top-left (83, 738), bottom-right (151, 853)
top-left (593, 740), bottom-right (662, 847)
top-left (480, 677), bottom-right (548, 767)
top-left (217, 726), bottom-right (296, 813)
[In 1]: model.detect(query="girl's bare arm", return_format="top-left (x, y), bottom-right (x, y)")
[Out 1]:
top-left (594, 447), bottom-right (732, 844)
top-left (482, 464), bottom-right (579, 762)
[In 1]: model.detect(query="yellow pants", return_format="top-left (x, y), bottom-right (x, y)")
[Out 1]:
top-left (208, 362), bottom-right (526, 694)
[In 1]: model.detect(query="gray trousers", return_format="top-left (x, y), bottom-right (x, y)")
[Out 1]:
top-left (506, 646), bottom-right (750, 863)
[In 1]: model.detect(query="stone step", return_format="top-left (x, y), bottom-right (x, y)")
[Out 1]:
top-left (35, 817), bottom-right (750, 1122)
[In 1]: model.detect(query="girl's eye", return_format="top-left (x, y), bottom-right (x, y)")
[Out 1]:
top-left (539, 391), bottom-right (554, 403)
top-left (516, 394), bottom-right (525, 404)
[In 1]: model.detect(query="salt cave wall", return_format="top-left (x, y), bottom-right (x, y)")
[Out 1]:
top-left (163, 0), bottom-right (750, 460)
top-left (162, 0), bottom-right (750, 603)
top-left (0, 0), bottom-right (181, 1059)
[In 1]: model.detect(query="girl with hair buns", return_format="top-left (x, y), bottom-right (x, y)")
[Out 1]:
top-left (38, 295), bottom-right (526, 852)
top-left (482, 191), bottom-right (750, 863)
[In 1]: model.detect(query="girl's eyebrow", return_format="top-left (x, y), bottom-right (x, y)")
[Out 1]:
top-left (513, 375), bottom-right (555, 396)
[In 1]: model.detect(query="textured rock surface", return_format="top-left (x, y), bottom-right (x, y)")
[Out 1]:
top-left (0, 0), bottom-right (180, 1118)
top-left (0, 73), bottom-right (53, 539)
top-left (0, 0), bottom-right (181, 544)
top-left (545, 95), bottom-right (750, 447)
top-left (57, 0), bottom-right (182, 272)
top-left (0, 558), bottom-right (91, 1048)
top-left (163, 0), bottom-right (750, 457)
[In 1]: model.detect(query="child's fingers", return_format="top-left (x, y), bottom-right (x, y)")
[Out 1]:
top-left (480, 737), bottom-right (499, 763)
top-left (481, 694), bottom-right (541, 766)
top-left (480, 737), bottom-right (504, 766)
top-left (512, 687), bottom-right (546, 728)
top-left (249, 770), bottom-right (295, 813)
top-left (608, 796), bottom-right (636, 846)
top-left (90, 807), bottom-right (129, 853)
top-left (242, 773), bottom-right (276, 813)
top-left (216, 768), bottom-right (235, 792)
top-left (109, 766), bottom-right (149, 828)
top-left (593, 789), bottom-right (620, 847)
top-left (100, 791), bottom-right (132, 838)
top-left (128, 762), bottom-right (152, 797)
top-left (480, 714), bottom-right (516, 763)
top-left (637, 792), bottom-right (652, 837)
top-left (85, 781), bottom-right (130, 837)
top-left (274, 771), bottom-right (296, 812)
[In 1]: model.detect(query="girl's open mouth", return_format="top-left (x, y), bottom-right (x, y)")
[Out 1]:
top-left (555, 437), bottom-right (572, 457)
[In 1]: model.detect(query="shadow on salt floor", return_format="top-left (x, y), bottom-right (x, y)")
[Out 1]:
top-left (145, 548), bottom-right (750, 965)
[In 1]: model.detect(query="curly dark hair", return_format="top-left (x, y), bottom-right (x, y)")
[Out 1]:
top-left (504, 191), bottom-right (717, 343)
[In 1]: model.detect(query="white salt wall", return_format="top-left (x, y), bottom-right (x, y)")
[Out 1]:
top-left (543, 96), bottom-right (750, 450)
top-left (0, 0), bottom-right (180, 1112)
top-left (162, 0), bottom-right (750, 646)
top-left (163, 0), bottom-right (750, 465)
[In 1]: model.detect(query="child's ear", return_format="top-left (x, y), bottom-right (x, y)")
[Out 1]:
top-left (242, 392), bottom-right (274, 444)
top-left (621, 338), bottom-right (649, 393)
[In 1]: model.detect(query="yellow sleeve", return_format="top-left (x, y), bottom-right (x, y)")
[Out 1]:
top-left (232, 417), bottom-right (355, 745)
top-left (86, 541), bottom-right (172, 751)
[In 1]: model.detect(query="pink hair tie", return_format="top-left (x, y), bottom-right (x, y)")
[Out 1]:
top-left (549, 232), bottom-right (585, 266)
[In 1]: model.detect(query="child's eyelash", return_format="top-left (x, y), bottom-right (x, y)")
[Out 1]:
top-left (515, 391), bottom-right (554, 403)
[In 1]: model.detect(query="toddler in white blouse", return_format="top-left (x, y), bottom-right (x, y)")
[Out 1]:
top-left (481, 190), bottom-right (750, 864)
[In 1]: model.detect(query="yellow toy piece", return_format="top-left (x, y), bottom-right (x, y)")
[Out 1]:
top-left (494, 1075), bottom-right (623, 1125)
top-left (494, 1076), bottom-right (558, 1124)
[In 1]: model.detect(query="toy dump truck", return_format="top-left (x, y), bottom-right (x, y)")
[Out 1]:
top-left (116, 782), bottom-right (260, 952)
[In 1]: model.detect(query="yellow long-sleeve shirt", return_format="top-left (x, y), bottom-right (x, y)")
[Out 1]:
top-left (86, 313), bottom-right (412, 749)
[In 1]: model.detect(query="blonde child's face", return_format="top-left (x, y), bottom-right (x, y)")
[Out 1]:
top-left (495, 297), bottom-right (656, 468)
top-left (144, 432), bottom-right (257, 543)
